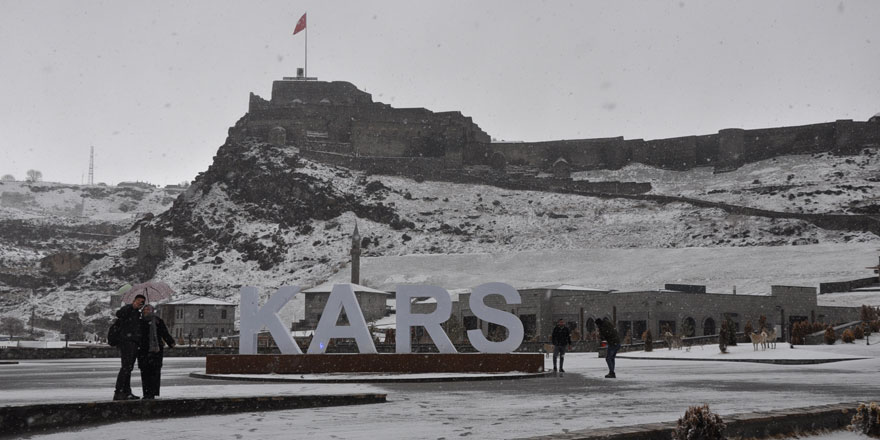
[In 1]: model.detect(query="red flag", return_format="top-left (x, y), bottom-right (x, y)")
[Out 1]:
top-left (293, 13), bottom-right (306, 35)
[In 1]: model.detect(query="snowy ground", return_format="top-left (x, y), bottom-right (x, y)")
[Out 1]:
top-left (0, 181), bottom-right (174, 222)
top-left (573, 149), bottom-right (880, 215)
top-left (3, 339), bottom-right (879, 440)
top-left (618, 339), bottom-right (876, 362)
top-left (793, 432), bottom-right (871, 439)
top-left (324, 242), bottom-right (880, 299)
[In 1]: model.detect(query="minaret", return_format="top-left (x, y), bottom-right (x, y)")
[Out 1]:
top-left (350, 222), bottom-right (361, 285)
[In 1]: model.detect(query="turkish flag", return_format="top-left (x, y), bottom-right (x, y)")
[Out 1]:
top-left (293, 13), bottom-right (306, 35)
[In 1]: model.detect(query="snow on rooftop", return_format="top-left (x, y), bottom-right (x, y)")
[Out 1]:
top-left (161, 296), bottom-right (236, 306)
top-left (302, 283), bottom-right (391, 295)
top-left (535, 284), bottom-right (611, 292)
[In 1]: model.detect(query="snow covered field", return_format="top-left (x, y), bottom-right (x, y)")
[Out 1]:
top-left (796, 432), bottom-right (871, 439)
top-left (325, 242), bottom-right (880, 301)
top-left (3, 339), bottom-right (879, 440)
top-left (574, 149), bottom-right (880, 215)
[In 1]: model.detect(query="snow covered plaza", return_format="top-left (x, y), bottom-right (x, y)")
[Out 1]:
top-left (0, 339), bottom-right (878, 439)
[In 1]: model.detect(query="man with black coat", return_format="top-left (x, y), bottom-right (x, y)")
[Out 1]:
top-left (114, 294), bottom-right (144, 400)
top-left (551, 319), bottom-right (571, 373)
top-left (138, 304), bottom-right (176, 399)
top-left (596, 317), bottom-right (621, 378)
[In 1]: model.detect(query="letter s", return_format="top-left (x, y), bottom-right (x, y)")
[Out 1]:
top-left (467, 282), bottom-right (524, 353)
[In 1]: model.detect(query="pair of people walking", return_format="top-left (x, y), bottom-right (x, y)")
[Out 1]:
top-left (550, 318), bottom-right (621, 378)
top-left (114, 295), bottom-right (175, 400)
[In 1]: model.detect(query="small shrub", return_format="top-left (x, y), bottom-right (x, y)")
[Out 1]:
top-left (792, 321), bottom-right (813, 345)
top-left (842, 329), bottom-right (855, 343)
top-left (824, 326), bottom-right (836, 345)
top-left (855, 325), bottom-right (865, 340)
top-left (725, 317), bottom-right (737, 346)
top-left (673, 404), bottom-right (726, 440)
top-left (744, 321), bottom-right (753, 335)
top-left (850, 402), bottom-right (880, 437)
top-left (645, 330), bottom-right (653, 352)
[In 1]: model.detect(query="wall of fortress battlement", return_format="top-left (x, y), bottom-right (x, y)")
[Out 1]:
top-left (241, 80), bottom-right (880, 173)
top-left (489, 119), bottom-right (880, 172)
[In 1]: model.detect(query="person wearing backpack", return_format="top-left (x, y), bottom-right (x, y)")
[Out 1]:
top-left (114, 294), bottom-right (145, 400)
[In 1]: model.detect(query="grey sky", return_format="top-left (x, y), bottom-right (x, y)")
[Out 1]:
top-left (1, 1), bottom-right (878, 185)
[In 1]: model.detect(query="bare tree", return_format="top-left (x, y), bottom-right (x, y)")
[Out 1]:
top-left (0, 174), bottom-right (14, 182)
top-left (25, 169), bottom-right (43, 182)
top-left (0, 316), bottom-right (26, 337)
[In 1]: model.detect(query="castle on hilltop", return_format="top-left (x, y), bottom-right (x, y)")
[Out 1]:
top-left (228, 78), bottom-right (880, 178)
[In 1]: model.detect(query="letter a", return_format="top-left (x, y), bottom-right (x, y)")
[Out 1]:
top-left (308, 284), bottom-right (377, 354)
top-left (467, 282), bottom-right (524, 353)
top-left (239, 286), bottom-right (302, 355)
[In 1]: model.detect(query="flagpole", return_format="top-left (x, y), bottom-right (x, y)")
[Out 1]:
top-left (304, 12), bottom-right (308, 78)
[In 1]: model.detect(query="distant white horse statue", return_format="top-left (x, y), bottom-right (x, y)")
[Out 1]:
top-left (749, 332), bottom-right (766, 351)
top-left (664, 331), bottom-right (683, 350)
top-left (763, 328), bottom-right (777, 349)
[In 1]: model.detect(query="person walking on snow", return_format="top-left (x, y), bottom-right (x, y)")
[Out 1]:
top-left (114, 294), bottom-right (145, 400)
top-left (596, 317), bottom-right (621, 378)
top-left (551, 319), bottom-right (571, 373)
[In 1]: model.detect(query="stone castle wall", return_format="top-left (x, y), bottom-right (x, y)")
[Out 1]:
top-left (237, 80), bottom-right (880, 175)
top-left (489, 120), bottom-right (880, 172)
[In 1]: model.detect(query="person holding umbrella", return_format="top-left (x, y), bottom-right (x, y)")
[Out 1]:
top-left (114, 281), bottom-right (175, 400)
top-left (138, 304), bottom-right (175, 399)
top-left (114, 294), bottom-right (145, 400)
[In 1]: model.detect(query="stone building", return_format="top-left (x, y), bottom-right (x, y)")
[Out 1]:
top-left (157, 296), bottom-right (236, 341)
top-left (300, 283), bottom-right (391, 328)
top-left (427, 283), bottom-right (860, 344)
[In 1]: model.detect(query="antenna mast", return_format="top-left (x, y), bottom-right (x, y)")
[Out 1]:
top-left (88, 146), bottom-right (94, 185)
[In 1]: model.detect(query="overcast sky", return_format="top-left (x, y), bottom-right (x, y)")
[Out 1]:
top-left (1, 1), bottom-right (879, 185)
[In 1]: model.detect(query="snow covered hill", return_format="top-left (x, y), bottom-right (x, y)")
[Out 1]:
top-left (2, 140), bottom-right (879, 329)
top-left (0, 181), bottom-right (176, 321)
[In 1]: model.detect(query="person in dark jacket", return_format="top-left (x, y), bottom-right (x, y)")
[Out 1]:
top-left (596, 318), bottom-right (621, 378)
top-left (137, 304), bottom-right (176, 399)
top-left (114, 294), bottom-right (145, 400)
top-left (550, 319), bottom-right (572, 373)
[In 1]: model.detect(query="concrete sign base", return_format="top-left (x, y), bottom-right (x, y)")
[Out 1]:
top-left (206, 353), bottom-right (544, 374)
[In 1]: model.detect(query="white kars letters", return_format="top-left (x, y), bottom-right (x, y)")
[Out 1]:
top-left (238, 282), bottom-right (524, 355)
